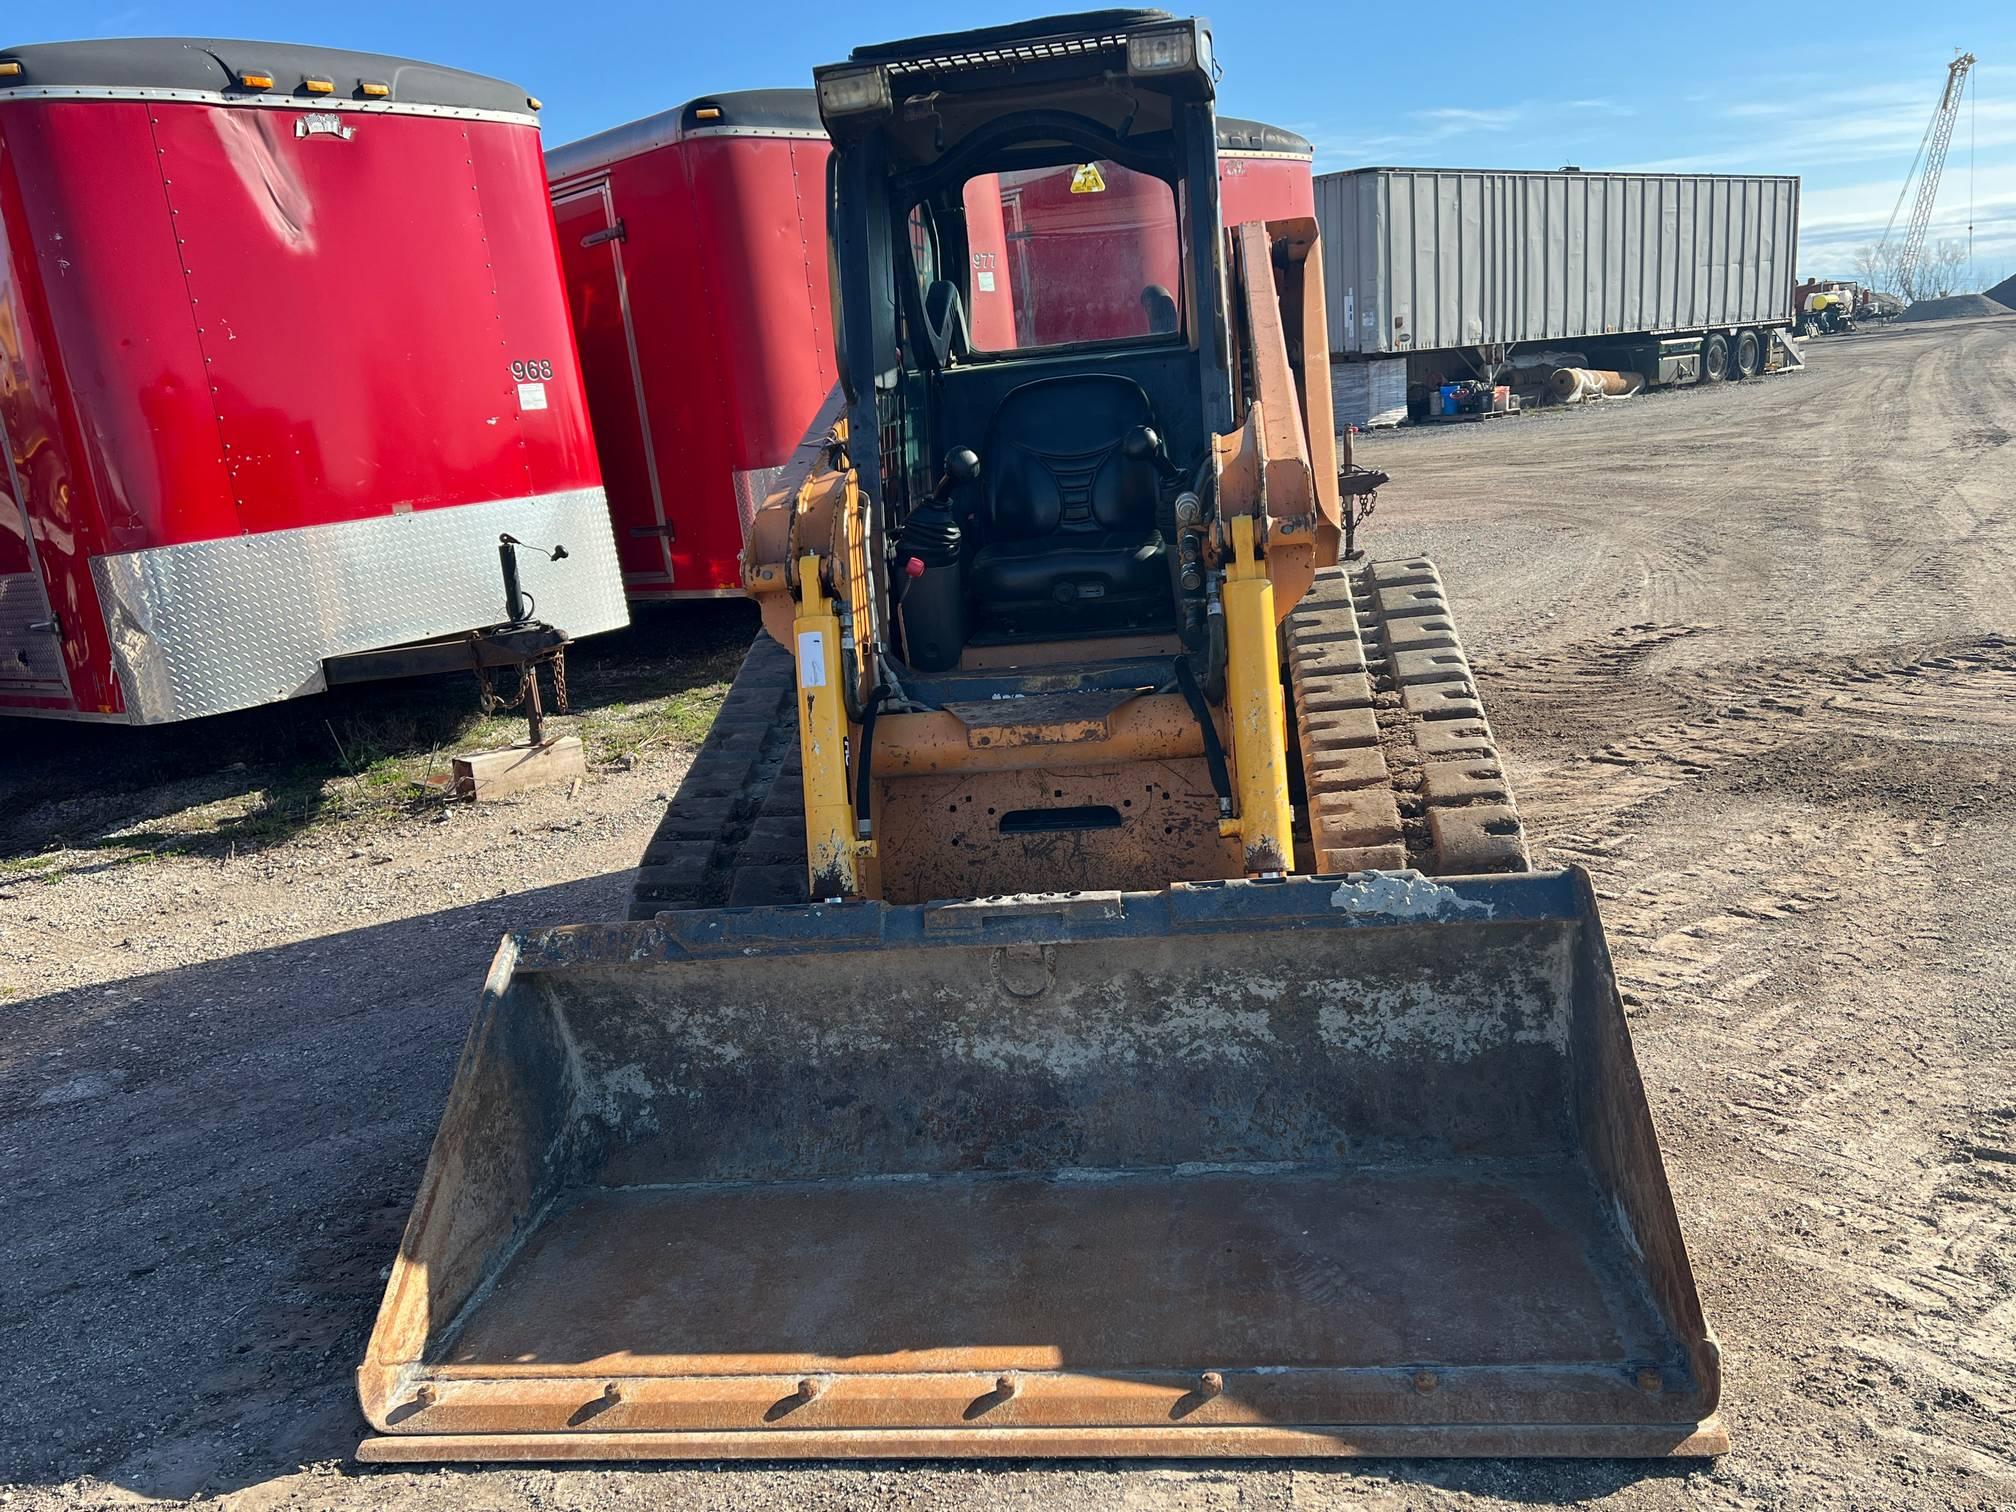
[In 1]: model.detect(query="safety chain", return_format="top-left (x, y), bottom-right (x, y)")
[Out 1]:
top-left (474, 649), bottom-right (569, 716)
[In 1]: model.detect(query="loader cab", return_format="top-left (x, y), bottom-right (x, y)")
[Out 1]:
top-left (816, 11), bottom-right (1233, 672)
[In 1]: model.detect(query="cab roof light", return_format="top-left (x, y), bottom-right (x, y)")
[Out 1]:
top-left (359, 80), bottom-right (391, 98)
top-left (816, 64), bottom-right (891, 119)
top-left (303, 76), bottom-right (335, 95)
top-left (527, 96), bottom-right (543, 111)
top-left (1126, 23), bottom-right (1208, 79)
top-left (693, 105), bottom-right (722, 120)
top-left (238, 69), bottom-right (276, 91)
top-left (0, 61), bottom-right (22, 79)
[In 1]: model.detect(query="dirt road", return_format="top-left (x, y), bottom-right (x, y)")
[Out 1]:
top-left (3, 319), bottom-right (2012, 1510)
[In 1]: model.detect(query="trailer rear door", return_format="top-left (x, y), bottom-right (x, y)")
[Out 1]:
top-left (151, 105), bottom-right (587, 534)
top-left (552, 182), bottom-right (672, 589)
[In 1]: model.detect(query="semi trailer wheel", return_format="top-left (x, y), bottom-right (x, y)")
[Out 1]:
top-left (1701, 332), bottom-right (1730, 383)
top-left (1733, 329), bottom-right (1761, 379)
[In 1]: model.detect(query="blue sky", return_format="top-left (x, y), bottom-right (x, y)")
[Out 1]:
top-left (12, 1), bottom-right (2016, 285)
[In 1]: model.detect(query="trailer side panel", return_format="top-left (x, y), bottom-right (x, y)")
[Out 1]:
top-left (0, 38), bottom-right (627, 722)
top-left (1316, 168), bottom-right (1799, 356)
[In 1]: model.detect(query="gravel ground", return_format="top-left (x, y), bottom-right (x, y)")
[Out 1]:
top-left (3, 322), bottom-right (2013, 1510)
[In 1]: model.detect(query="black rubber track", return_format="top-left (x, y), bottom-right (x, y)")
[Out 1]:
top-left (631, 565), bottom-right (1529, 919)
top-left (627, 636), bottom-right (809, 920)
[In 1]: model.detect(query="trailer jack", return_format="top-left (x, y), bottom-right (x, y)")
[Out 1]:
top-left (321, 534), bottom-right (574, 746)
top-left (1338, 465), bottom-right (1387, 560)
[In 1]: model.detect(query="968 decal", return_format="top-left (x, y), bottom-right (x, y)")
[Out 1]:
top-left (510, 358), bottom-right (555, 382)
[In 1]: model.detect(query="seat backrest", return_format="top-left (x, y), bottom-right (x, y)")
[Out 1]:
top-left (921, 280), bottom-right (971, 366)
top-left (981, 376), bottom-right (1158, 540)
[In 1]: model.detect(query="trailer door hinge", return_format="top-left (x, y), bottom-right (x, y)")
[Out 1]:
top-left (581, 220), bottom-right (627, 248)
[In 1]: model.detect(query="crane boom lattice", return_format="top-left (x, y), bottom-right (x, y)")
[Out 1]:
top-left (1882, 51), bottom-right (1976, 299)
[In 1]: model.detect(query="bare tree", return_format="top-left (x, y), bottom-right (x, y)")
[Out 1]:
top-left (1853, 242), bottom-right (1896, 296)
top-left (1920, 239), bottom-right (1970, 299)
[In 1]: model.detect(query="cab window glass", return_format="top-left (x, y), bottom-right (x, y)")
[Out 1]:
top-left (956, 160), bottom-right (1183, 351)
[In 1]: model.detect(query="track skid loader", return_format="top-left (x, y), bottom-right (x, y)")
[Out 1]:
top-left (359, 9), bottom-right (1724, 1462)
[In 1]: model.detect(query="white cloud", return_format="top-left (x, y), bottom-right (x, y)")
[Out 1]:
top-left (1412, 106), bottom-right (1524, 129)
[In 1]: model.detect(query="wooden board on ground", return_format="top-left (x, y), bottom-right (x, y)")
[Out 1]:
top-left (454, 736), bottom-right (586, 801)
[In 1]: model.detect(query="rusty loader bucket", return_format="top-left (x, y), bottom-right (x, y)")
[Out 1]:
top-left (357, 869), bottom-right (1725, 1461)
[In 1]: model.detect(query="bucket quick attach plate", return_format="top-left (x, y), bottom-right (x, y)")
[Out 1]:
top-left (357, 869), bottom-right (1724, 1461)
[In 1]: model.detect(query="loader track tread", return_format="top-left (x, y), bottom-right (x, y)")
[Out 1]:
top-left (628, 635), bottom-right (809, 920)
top-left (1350, 558), bottom-right (1531, 875)
top-left (1284, 566), bottom-right (1407, 873)
top-left (640, 564), bottom-right (1526, 918)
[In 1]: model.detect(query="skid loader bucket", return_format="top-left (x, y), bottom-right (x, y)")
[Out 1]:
top-left (357, 869), bottom-right (1724, 1461)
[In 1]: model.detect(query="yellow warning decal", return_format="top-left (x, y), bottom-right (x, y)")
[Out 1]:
top-left (1069, 162), bottom-right (1108, 194)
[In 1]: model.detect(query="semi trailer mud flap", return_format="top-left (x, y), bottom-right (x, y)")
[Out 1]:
top-left (357, 869), bottom-right (1725, 1461)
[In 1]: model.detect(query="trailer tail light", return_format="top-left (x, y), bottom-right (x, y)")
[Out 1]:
top-left (0, 61), bottom-right (22, 78)
top-left (303, 76), bottom-right (335, 95)
top-left (360, 80), bottom-right (391, 98)
top-left (238, 69), bottom-right (276, 91)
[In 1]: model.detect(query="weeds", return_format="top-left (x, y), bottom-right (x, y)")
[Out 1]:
top-left (0, 601), bottom-right (762, 871)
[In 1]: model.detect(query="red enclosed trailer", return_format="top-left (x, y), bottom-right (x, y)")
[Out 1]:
top-left (547, 92), bottom-right (1311, 600)
top-left (546, 92), bottom-right (830, 600)
top-left (0, 39), bottom-right (626, 723)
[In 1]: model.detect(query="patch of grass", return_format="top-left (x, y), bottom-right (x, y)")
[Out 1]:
top-left (0, 599), bottom-right (766, 865)
top-left (579, 680), bottom-right (732, 766)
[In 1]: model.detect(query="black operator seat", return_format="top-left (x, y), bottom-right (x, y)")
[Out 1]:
top-left (922, 279), bottom-right (971, 365)
top-left (966, 375), bottom-right (1171, 637)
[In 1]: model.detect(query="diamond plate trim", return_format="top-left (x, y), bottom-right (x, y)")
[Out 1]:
top-left (731, 465), bottom-right (786, 550)
top-left (91, 489), bottom-right (628, 724)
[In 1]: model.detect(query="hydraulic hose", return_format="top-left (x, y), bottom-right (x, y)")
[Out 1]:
top-left (852, 683), bottom-right (890, 839)
top-left (1173, 655), bottom-right (1234, 820)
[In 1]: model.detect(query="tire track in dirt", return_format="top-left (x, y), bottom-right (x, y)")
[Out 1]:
top-left (1597, 796), bottom-right (2016, 1487)
top-left (1472, 620), bottom-right (2016, 1493)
